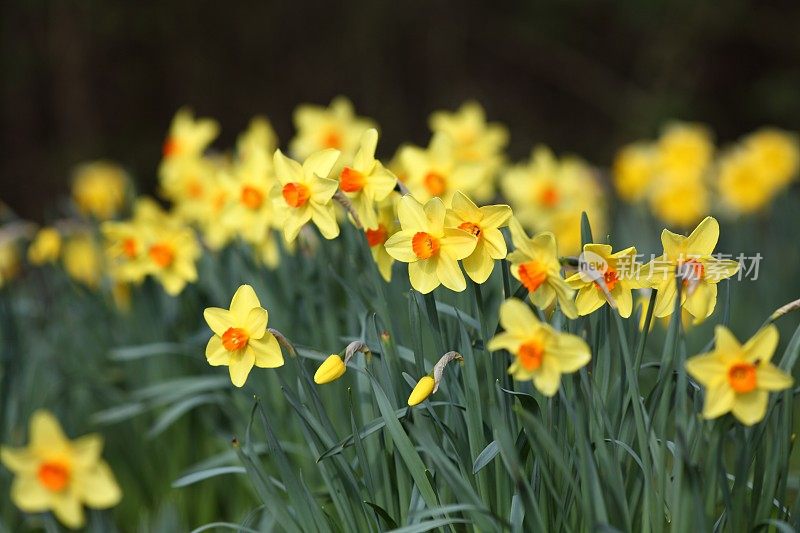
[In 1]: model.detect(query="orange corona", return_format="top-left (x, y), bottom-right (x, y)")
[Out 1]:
top-left (540, 185), bottom-right (559, 207)
top-left (241, 185), bottom-right (264, 209)
top-left (365, 224), bottom-right (387, 247)
top-left (37, 461), bottom-right (70, 492)
top-left (222, 327), bottom-right (249, 351)
top-left (423, 172), bottom-right (447, 197)
top-left (518, 261), bottom-right (548, 293)
top-left (323, 130), bottom-right (343, 149)
top-left (340, 168), bottom-right (366, 193)
top-left (728, 362), bottom-right (757, 393)
top-left (458, 221), bottom-right (482, 237)
top-left (412, 232), bottom-right (440, 259)
top-left (518, 341), bottom-right (545, 371)
top-left (149, 243), bottom-right (175, 268)
top-left (282, 182), bottom-right (311, 208)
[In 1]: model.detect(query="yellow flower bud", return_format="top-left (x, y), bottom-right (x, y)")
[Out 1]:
top-left (28, 227), bottom-right (61, 265)
top-left (407, 376), bottom-right (435, 406)
top-left (314, 354), bottom-right (346, 384)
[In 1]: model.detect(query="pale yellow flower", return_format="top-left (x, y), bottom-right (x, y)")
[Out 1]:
top-left (160, 107), bottom-right (219, 161)
top-left (364, 194), bottom-right (401, 282)
top-left (28, 228), bottom-right (61, 265)
top-left (141, 222), bottom-right (201, 296)
top-left (63, 234), bottom-right (103, 289)
top-left (72, 161), bottom-right (128, 220)
top-left (613, 142), bottom-right (657, 202)
top-left (290, 96), bottom-right (375, 165)
top-left (0, 410), bottom-right (121, 529)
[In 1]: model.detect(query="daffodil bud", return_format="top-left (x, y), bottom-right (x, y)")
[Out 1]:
top-left (314, 354), bottom-right (346, 384)
top-left (407, 376), bottom-right (435, 406)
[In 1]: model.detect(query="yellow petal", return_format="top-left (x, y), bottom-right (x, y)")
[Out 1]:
top-left (10, 474), bottom-right (51, 511)
top-left (480, 227), bottom-right (507, 259)
top-left (384, 231), bottom-right (418, 263)
top-left (550, 333), bottom-right (591, 373)
top-left (702, 258), bottom-right (740, 283)
top-left (532, 356), bottom-right (562, 397)
top-left (250, 333), bottom-right (284, 368)
top-left (498, 298), bottom-right (539, 336)
top-left (714, 325), bottom-right (742, 353)
top-left (450, 191), bottom-right (481, 221)
top-left (303, 148), bottom-right (341, 179)
top-left (75, 461), bottom-right (122, 509)
top-left (30, 410), bottom-right (68, 452)
top-left (397, 195), bottom-right (429, 232)
top-left (462, 245), bottom-right (495, 284)
top-left (407, 376), bottom-right (435, 406)
top-left (530, 232), bottom-right (558, 262)
top-left (743, 324), bottom-right (779, 363)
top-left (652, 278), bottom-right (678, 318)
top-left (314, 355), bottom-right (346, 384)
top-left (230, 285), bottom-right (261, 323)
top-left (487, 331), bottom-right (523, 354)
top-left (731, 390), bottom-right (769, 426)
top-left (575, 286), bottom-right (605, 316)
top-left (550, 277), bottom-right (578, 319)
top-left (683, 282), bottom-right (716, 321)
top-left (660, 229), bottom-right (686, 259)
top-left (508, 217), bottom-right (532, 256)
top-left (685, 216), bottom-right (719, 256)
top-left (273, 149), bottom-right (304, 185)
top-left (702, 382), bottom-right (735, 419)
top-left (440, 228), bottom-right (477, 260)
top-left (51, 492), bottom-right (85, 529)
top-left (685, 354), bottom-right (727, 386)
top-left (615, 287), bottom-right (633, 318)
top-left (353, 128), bottom-right (378, 170)
top-left (423, 197), bottom-right (446, 231)
top-left (310, 176), bottom-right (340, 203)
top-left (71, 434), bottom-right (103, 469)
top-left (311, 202), bottom-right (340, 239)
top-left (244, 307), bottom-right (268, 340)
top-left (479, 204), bottom-right (512, 229)
top-left (228, 350), bottom-right (256, 388)
top-left (435, 256), bottom-right (467, 292)
top-left (409, 259), bottom-right (440, 294)
top-left (282, 207), bottom-right (312, 242)
top-left (206, 336), bottom-right (230, 366)
top-left (756, 363), bottom-right (793, 391)
top-left (531, 283), bottom-right (556, 310)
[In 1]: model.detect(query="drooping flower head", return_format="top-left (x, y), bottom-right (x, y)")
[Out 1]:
top-left (0, 410), bottom-right (122, 529)
top-left (488, 298), bottom-right (590, 396)
top-left (686, 325), bottom-right (792, 425)
top-left (204, 284), bottom-right (284, 387)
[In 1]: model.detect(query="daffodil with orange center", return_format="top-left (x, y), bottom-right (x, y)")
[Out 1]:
top-left (686, 325), bottom-right (792, 425)
top-left (338, 128), bottom-right (397, 229)
top-left (506, 218), bottom-right (578, 318)
top-left (364, 194), bottom-right (401, 282)
top-left (641, 216), bottom-right (739, 323)
top-left (142, 221), bottom-right (201, 296)
top-left (221, 148), bottom-right (276, 244)
top-left (565, 244), bottom-right (648, 317)
top-left (160, 107), bottom-right (219, 161)
top-left (0, 410), bottom-right (121, 529)
top-left (271, 148), bottom-right (342, 242)
top-left (444, 191), bottom-right (511, 283)
top-left (488, 298), bottom-right (590, 396)
top-left (71, 161), bottom-right (128, 220)
top-left (384, 195), bottom-right (477, 293)
top-left (204, 284), bottom-right (284, 387)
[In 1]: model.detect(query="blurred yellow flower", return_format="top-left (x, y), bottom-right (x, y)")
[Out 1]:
top-left (271, 149), bottom-right (341, 242)
top-left (612, 142), bottom-right (656, 202)
top-left (290, 96), bottom-right (375, 165)
top-left (338, 128), bottom-right (397, 229)
top-left (565, 244), bottom-right (647, 318)
top-left (160, 107), bottom-right (219, 161)
top-left (488, 298), bottom-right (590, 396)
top-left (0, 234), bottom-right (21, 288)
top-left (221, 150), bottom-right (276, 244)
top-left (686, 325), bottom-right (792, 425)
top-left (365, 195), bottom-right (400, 282)
top-left (500, 146), bottom-right (605, 255)
top-left (63, 233), bottom-right (102, 289)
top-left (506, 218), bottom-right (577, 318)
top-left (445, 191), bottom-right (511, 284)
top-left (656, 122), bottom-right (714, 179)
top-left (647, 175), bottom-right (710, 228)
top-left (72, 161), bottom-right (128, 220)
top-left (142, 222), bottom-right (200, 296)
top-left (314, 354), bottom-right (347, 384)
top-left (399, 133), bottom-right (485, 203)
top-left (204, 284), bottom-right (284, 387)
top-left (28, 228), bottom-right (61, 265)
top-left (642, 216), bottom-right (738, 322)
top-left (407, 376), bottom-right (435, 406)
top-left (0, 410), bottom-right (121, 529)
top-left (237, 116), bottom-right (278, 162)
top-left (384, 195), bottom-right (477, 293)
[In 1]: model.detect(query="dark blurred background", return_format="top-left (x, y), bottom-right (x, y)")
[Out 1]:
top-left (2, 0), bottom-right (799, 221)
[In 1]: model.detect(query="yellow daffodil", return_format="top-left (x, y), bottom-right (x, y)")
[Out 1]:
top-left (647, 175), bottom-right (710, 228)
top-left (488, 298), bottom-right (590, 396)
top-left (742, 128), bottom-right (799, 190)
top-left (237, 116), bottom-right (278, 162)
top-left (221, 151), bottom-right (276, 244)
top-left (656, 122), bottom-right (714, 181)
top-left (290, 96), bottom-right (375, 164)
top-left (500, 146), bottom-right (605, 255)
top-left (72, 161), bottom-right (128, 220)
top-left (384, 195), bottom-right (477, 293)
top-left (271, 149), bottom-right (341, 242)
top-left (160, 107), bottom-right (219, 161)
top-left (445, 191), bottom-right (511, 283)
top-left (506, 218), bottom-right (577, 318)
top-left (28, 227), bottom-right (61, 265)
top-left (204, 284), bottom-right (284, 387)
top-left (613, 142), bottom-right (656, 202)
top-left (565, 244), bottom-right (648, 317)
top-left (399, 133), bottom-right (484, 203)
top-left (314, 354), bottom-right (347, 384)
top-left (142, 222), bottom-right (201, 296)
top-left (642, 216), bottom-right (739, 322)
top-left (0, 410), bottom-right (121, 528)
top-left (338, 128), bottom-right (397, 229)
top-left (162, 156), bottom-right (221, 219)
top-left (407, 376), bottom-right (435, 406)
top-left (102, 220), bottom-right (149, 284)
top-left (686, 325), bottom-right (793, 425)
top-left (63, 234), bottom-right (103, 289)
top-left (365, 194), bottom-right (400, 282)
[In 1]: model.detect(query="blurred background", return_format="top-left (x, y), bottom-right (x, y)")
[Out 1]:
top-left (2, 0), bottom-right (800, 221)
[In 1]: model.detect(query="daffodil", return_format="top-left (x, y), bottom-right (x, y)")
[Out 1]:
top-left (237, 116), bottom-right (278, 162)
top-left (642, 216), bottom-right (739, 322)
top-left (384, 195), bottom-right (477, 293)
top-left (28, 227), bottom-right (61, 265)
top-left (160, 107), bottom-right (219, 161)
top-left (565, 244), bottom-right (648, 317)
top-left (142, 222), bottom-right (201, 296)
top-left (62, 234), bottom-right (103, 289)
top-left (0, 410), bottom-right (121, 529)
top-left (72, 161), bottom-right (128, 220)
top-left (656, 122), bottom-right (715, 181)
top-left (686, 325), bottom-right (793, 425)
top-left (488, 298), bottom-right (590, 396)
top-left (314, 354), bottom-right (347, 384)
top-left (365, 194), bottom-right (400, 282)
top-left (204, 284), bottom-right (284, 387)
top-left (0, 231), bottom-right (20, 288)
top-left (338, 128), bottom-right (397, 229)
top-left (506, 218), bottom-right (577, 318)
top-left (445, 191), bottom-right (511, 283)
top-left (408, 376), bottom-right (435, 406)
top-left (742, 128), bottom-right (799, 190)
top-left (613, 142), bottom-right (656, 202)
top-left (221, 150), bottom-right (276, 243)
top-left (399, 133), bottom-right (484, 203)
top-left (289, 96), bottom-right (375, 164)
top-left (647, 175), bottom-right (710, 228)
top-left (271, 149), bottom-right (341, 242)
